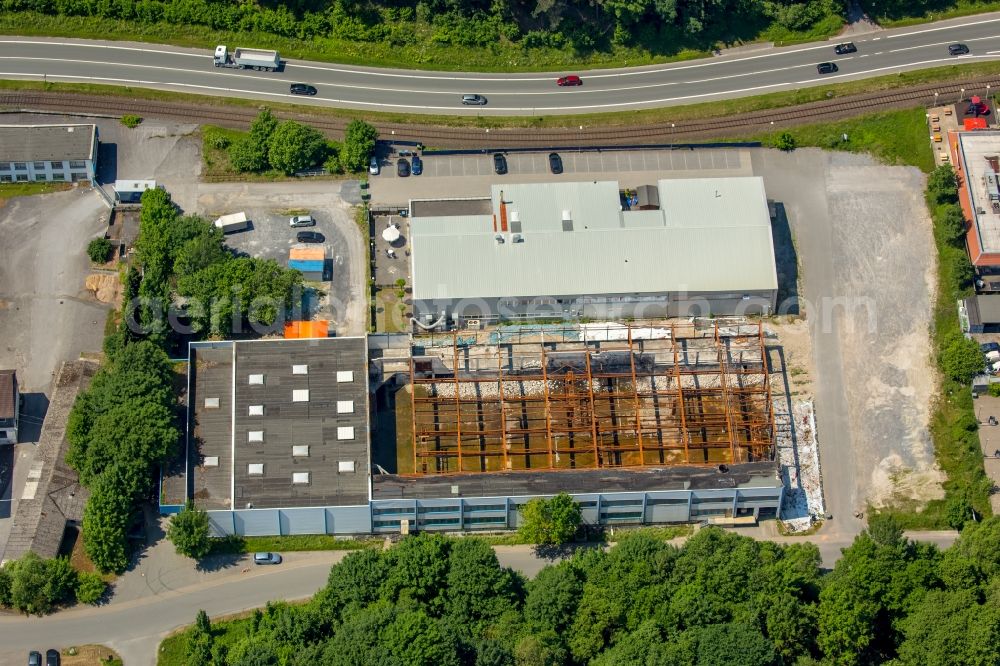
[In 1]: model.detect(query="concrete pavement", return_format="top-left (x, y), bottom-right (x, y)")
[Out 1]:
top-left (1, 14), bottom-right (1000, 114)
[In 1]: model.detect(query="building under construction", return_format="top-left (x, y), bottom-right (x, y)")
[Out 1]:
top-left (405, 321), bottom-right (774, 475)
top-left (366, 320), bottom-right (784, 530)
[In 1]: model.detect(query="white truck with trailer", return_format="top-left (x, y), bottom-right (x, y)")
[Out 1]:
top-left (214, 45), bottom-right (280, 71)
top-left (214, 212), bottom-right (249, 233)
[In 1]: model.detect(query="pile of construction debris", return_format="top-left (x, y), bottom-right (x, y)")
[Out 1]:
top-left (777, 400), bottom-right (825, 532)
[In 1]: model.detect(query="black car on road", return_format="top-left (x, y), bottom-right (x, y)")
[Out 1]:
top-left (45, 650), bottom-right (60, 666)
top-left (290, 83), bottom-right (317, 95)
top-left (949, 43), bottom-right (970, 55)
top-left (397, 158), bottom-right (411, 177)
top-left (548, 152), bottom-right (563, 174)
top-left (296, 231), bottom-right (324, 243)
top-left (816, 62), bottom-right (838, 74)
top-left (834, 42), bottom-right (856, 54)
top-left (493, 153), bottom-right (507, 175)
top-left (412, 154), bottom-right (423, 175)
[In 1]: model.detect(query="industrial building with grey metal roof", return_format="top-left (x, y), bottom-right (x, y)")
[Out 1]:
top-left (408, 178), bottom-right (779, 325)
top-left (185, 337), bottom-right (371, 513)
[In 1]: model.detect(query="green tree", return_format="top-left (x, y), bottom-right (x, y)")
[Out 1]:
top-left (774, 132), bottom-right (797, 151)
top-left (0, 566), bottom-right (10, 607)
top-left (524, 562), bottom-right (584, 634)
top-left (936, 204), bottom-right (967, 245)
top-left (82, 470), bottom-right (133, 574)
top-left (941, 333), bottom-right (985, 383)
top-left (381, 533), bottom-right (452, 614)
top-left (445, 538), bottom-right (521, 635)
top-left (342, 119), bottom-right (379, 172)
top-left (518, 493), bottom-right (581, 545)
top-left (866, 513), bottom-right (904, 547)
top-left (75, 571), bottom-right (107, 604)
top-left (692, 623), bottom-right (780, 666)
top-left (5, 553), bottom-right (77, 615)
top-left (380, 608), bottom-right (461, 666)
top-left (229, 108), bottom-right (279, 173)
top-left (928, 165), bottom-right (959, 204)
top-left (514, 630), bottom-right (568, 666)
top-left (313, 548), bottom-right (389, 620)
top-left (87, 237), bottom-right (114, 263)
top-left (949, 250), bottom-right (976, 294)
top-left (268, 120), bottom-right (328, 175)
top-left (174, 228), bottom-right (227, 277)
top-left (168, 501), bottom-right (212, 559)
top-left (897, 589), bottom-right (1000, 665)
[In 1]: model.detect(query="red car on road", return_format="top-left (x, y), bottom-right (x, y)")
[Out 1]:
top-left (557, 75), bottom-right (582, 86)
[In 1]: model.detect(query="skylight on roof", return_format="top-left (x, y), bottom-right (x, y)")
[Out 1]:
top-left (292, 389), bottom-right (309, 402)
top-left (249, 374), bottom-right (265, 385)
top-left (337, 400), bottom-right (354, 414)
top-left (248, 430), bottom-right (264, 443)
top-left (337, 426), bottom-right (354, 440)
top-left (336, 370), bottom-right (354, 382)
top-left (248, 463), bottom-right (264, 475)
top-left (248, 405), bottom-right (264, 416)
top-left (292, 472), bottom-right (310, 484)
top-left (292, 364), bottom-right (308, 375)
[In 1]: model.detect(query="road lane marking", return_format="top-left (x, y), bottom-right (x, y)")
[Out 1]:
top-left (3, 55), bottom-right (997, 112)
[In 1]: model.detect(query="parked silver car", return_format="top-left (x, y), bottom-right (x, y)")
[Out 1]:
top-left (253, 552), bottom-right (282, 565)
top-left (288, 215), bottom-right (315, 228)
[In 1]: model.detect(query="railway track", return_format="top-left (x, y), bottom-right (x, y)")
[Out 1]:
top-left (2, 75), bottom-right (999, 148)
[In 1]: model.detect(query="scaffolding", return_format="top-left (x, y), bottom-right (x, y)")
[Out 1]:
top-left (405, 321), bottom-right (776, 475)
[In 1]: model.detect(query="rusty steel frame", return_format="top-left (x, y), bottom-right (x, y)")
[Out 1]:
top-left (407, 321), bottom-right (776, 476)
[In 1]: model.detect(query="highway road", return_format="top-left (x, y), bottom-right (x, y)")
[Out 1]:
top-left (1, 13), bottom-right (1000, 115)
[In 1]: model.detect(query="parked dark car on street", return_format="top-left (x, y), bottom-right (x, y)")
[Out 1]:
top-left (296, 231), bottom-right (324, 243)
top-left (548, 152), bottom-right (563, 174)
top-left (45, 650), bottom-right (60, 666)
top-left (397, 158), bottom-right (410, 177)
top-left (290, 83), bottom-right (317, 95)
top-left (949, 43), bottom-right (970, 55)
top-left (834, 42), bottom-right (856, 54)
top-left (412, 154), bottom-right (423, 175)
top-left (493, 153), bottom-right (507, 175)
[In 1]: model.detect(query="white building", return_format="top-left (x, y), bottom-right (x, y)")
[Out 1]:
top-left (0, 124), bottom-right (99, 184)
top-left (409, 178), bottom-right (779, 324)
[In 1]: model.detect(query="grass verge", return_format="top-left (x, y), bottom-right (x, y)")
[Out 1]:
top-left (61, 645), bottom-right (123, 666)
top-left (0, 181), bottom-right (73, 207)
top-left (750, 108), bottom-right (937, 172)
top-left (206, 533), bottom-right (380, 555)
top-left (878, 0), bottom-right (1000, 27)
top-left (5, 61), bottom-right (1000, 132)
top-left (748, 109), bottom-right (992, 528)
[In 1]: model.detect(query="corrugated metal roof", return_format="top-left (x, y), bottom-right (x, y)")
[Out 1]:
top-left (0, 124), bottom-right (97, 162)
top-left (289, 260), bottom-right (323, 272)
top-left (411, 178), bottom-right (777, 300)
top-left (289, 247), bottom-right (325, 261)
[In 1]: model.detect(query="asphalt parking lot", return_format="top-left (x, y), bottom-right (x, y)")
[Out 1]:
top-left (197, 181), bottom-right (367, 336)
top-left (370, 147), bottom-right (753, 205)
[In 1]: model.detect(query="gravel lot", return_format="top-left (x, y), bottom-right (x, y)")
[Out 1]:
top-left (197, 181), bottom-right (368, 336)
top-left (752, 148), bottom-right (940, 528)
top-left (0, 186), bottom-right (110, 555)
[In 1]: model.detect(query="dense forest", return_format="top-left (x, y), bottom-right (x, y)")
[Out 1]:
top-left (176, 518), bottom-right (1000, 666)
top-left (2, 0), bottom-right (982, 64)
